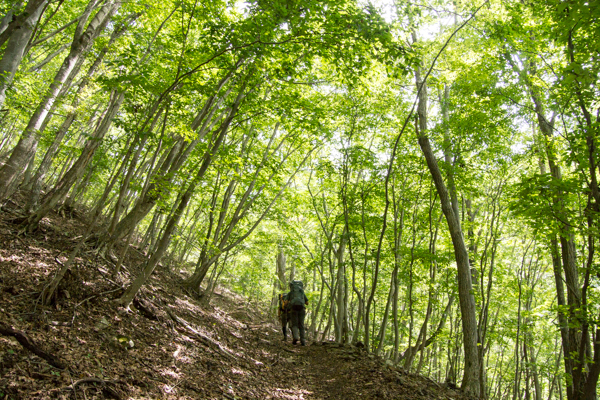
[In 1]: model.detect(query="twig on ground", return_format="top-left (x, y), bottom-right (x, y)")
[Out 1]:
top-left (61, 377), bottom-right (121, 399)
top-left (96, 267), bottom-right (122, 286)
top-left (75, 287), bottom-right (122, 308)
top-left (270, 351), bottom-right (281, 367)
top-left (164, 307), bottom-right (237, 360)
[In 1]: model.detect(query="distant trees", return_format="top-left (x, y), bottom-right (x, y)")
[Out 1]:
top-left (0, 0), bottom-right (598, 399)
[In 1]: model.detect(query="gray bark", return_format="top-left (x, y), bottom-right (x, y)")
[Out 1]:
top-left (0, 0), bottom-right (47, 110)
top-left (0, 2), bottom-right (23, 37)
top-left (25, 90), bottom-right (124, 230)
top-left (116, 83), bottom-right (245, 306)
top-left (109, 70), bottom-right (237, 243)
top-left (0, 0), bottom-right (118, 201)
top-left (276, 250), bottom-right (287, 290)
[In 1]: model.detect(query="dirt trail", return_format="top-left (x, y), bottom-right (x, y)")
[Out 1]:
top-left (0, 203), bottom-right (471, 399)
top-left (253, 332), bottom-right (453, 400)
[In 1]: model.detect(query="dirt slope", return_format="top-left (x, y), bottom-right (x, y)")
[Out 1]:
top-left (0, 203), bottom-right (473, 399)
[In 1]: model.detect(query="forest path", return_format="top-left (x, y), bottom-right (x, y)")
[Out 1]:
top-left (249, 323), bottom-right (446, 399)
top-left (0, 202), bottom-right (470, 399)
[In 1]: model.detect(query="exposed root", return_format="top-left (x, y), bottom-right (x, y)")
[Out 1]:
top-left (0, 322), bottom-right (67, 369)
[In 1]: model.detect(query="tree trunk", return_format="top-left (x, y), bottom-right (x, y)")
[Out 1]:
top-left (27, 18), bottom-right (132, 211)
top-left (414, 69), bottom-right (480, 396)
top-left (335, 235), bottom-right (346, 344)
top-left (25, 91), bottom-right (124, 230)
top-left (0, 0), bottom-right (118, 201)
top-left (276, 249), bottom-right (287, 290)
top-left (0, 0), bottom-right (47, 110)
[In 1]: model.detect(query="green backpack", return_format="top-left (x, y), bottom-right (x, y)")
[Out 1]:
top-left (288, 280), bottom-right (305, 308)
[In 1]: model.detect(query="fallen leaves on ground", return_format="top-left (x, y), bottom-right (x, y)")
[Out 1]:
top-left (0, 200), bottom-right (474, 399)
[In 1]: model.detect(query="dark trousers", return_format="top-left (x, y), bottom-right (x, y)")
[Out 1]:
top-left (281, 313), bottom-right (289, 338)
top-left (289, 306), bottom-right (306, 342)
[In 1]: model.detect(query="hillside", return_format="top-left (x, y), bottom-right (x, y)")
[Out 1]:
top-left (0, 202), bottom-right (472, 400)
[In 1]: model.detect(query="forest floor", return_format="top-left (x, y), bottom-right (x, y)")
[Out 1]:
top-left (0, 198), bottom-right (474, 399)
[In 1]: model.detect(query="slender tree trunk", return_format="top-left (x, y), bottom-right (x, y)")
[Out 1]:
top-left (335, 235), bottom-right (346, 344)
top-left (414, 68), bottom-right (480, 396)
top-left (374, 272), bottom-right (394, 356)
top-left (25, 91), bottom-right (124, 230)
top-left (27, 19), bottom-right (132, 211)
top-left (276, 250), bottom-right (287, 290)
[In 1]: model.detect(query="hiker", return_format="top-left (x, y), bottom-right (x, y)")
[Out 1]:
top-left (278, 292), bottom-right (290, 341)
top-left (287, 280), bottom-right (308, 346)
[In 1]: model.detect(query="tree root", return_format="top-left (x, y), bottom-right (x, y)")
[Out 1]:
top-left (0, 322), bottom-right (66, 369)
top-left (132, 297), bottom-right (160, 320)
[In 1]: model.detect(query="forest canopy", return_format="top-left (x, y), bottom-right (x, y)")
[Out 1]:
top-left (0, 0), bottom-right (599, 399)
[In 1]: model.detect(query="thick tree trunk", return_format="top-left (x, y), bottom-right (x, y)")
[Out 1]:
top-left (0, 0), bottom-right (47, 109)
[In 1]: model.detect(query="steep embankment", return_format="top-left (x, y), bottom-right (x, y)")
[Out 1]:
top-left (0, 202), bottom-right (473, 399)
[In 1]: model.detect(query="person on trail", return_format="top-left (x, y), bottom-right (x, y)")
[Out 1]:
top-left (278, 292), bottom-right (290, 341)
top-left (287, 280), bottom-right (308, 346)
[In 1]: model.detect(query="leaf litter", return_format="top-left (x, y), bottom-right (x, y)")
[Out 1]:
top-left (0, 199), bottom-right (475, 399)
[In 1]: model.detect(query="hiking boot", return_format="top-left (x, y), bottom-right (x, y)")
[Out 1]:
top-left (293, 339), bottom-right (298, 345)
top-left (301, 341), bottom-right (306, 346)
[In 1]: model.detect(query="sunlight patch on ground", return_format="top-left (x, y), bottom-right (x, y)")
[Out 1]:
top-left (231, 367), bottom-right (246, 375)
top-left (260, 349), bottom-right (273, 357)
top-left (161, 383), bottom-right (182, 394)
top-left (178, 334), bottom-right (195, 344)
top-left (175, 297), bottom-right (204, 314)
top-left (172, 344), bottom-right (184, 360)
top-left (272, 387), bottom-right (313, 399)
top-left (173, 344), bottom-right (183, 360)
top-left (160, 367), bottom-right (181, 379)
